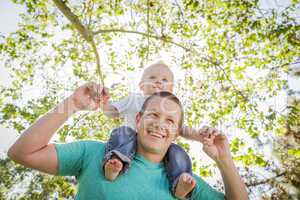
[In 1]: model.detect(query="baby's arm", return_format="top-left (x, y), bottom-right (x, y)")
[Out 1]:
top-left (180, 125), bottom-right (201, 141)
top-left (102, 103), bottom-right (120, 118)
top-left (180, 125), bottom-right (214, 142)
top-left (95, 87), bottom-right (120, 119)
top-left (101, 92), bottom-right (132, 119)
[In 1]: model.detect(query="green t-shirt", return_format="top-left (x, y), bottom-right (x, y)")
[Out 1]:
top-left (55, 140), bottom-right (224, 200)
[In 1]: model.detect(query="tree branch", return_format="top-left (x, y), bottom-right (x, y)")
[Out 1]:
top-left (52, 0), bottom-right (93, 42)
top-left (194, 53), bottom-right (250, 102)
top-left (52, 0), bottom-right (104, 85)
top-left (90, 39), bottom-right (104, 85)
top-left (246, 171), bottom-right (287, 187)
top-left (174, 0), bottom-right (192, 29)
top-left (93, 28), bottom-right (190, 51)
top-left (64, 112), bottom-right (90, 137)
top-left (146, 0), bottom-right (150, 60)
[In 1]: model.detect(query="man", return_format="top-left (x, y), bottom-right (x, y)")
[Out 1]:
top-left (8, 83), bottom-right (248, 199)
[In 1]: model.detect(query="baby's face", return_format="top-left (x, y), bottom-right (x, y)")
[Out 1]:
top-left (139, 64), bottom-right (174, 95)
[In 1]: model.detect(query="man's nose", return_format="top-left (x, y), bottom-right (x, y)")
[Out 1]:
top-left (154, 119), bottom-right (168, 130)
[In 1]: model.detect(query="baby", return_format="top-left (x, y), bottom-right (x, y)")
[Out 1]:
top-left (99, 61), bottom-right (203, 199)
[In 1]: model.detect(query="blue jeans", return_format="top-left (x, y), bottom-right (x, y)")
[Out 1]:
top-left (102, 126), bottom-right (193, 197)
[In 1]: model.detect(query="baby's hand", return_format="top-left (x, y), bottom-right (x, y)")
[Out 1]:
top-left (197, 126), bottom-right (220, 143)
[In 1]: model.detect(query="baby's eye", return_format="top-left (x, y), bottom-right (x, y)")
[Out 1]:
top-left (167, 119), bottom-right (174, 124)
top-left (162, 78), bottom-right (169, 82)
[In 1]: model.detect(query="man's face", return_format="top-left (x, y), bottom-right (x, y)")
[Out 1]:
top-left (139, 64), bottom-right (174, 96)
top-left (136, 96), bottom-right (181, 156)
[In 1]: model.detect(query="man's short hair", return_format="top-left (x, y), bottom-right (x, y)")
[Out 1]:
top-left (139, 91), bottom-right (184, 128)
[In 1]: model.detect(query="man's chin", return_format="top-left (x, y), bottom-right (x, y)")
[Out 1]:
top-left (142, 144), bottom-right (163, 154)
top-left (146, 147), bottom-right (162, 154)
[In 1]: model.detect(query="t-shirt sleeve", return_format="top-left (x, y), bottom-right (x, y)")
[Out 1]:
top-left (111, 95), bottom-right (133, 117)
top-left (54, 141), bottom-right (88, 176)
top-left (191, 175), bottom-right (225, 200)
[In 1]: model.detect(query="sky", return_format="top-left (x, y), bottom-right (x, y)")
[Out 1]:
top-left (0, 1), bottom-right (25, 156)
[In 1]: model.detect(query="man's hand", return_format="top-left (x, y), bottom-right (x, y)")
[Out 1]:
top-left (198, 126), bottom-right (249, 200)
top-left (71, 83), bottom-right (109, 111)
top-left (198, 126), bottom-right (231, 163)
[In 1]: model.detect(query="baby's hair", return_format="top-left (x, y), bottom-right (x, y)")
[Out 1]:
top-left (147, 59), bottom-right (173, 69)
top-left (140, 59), bottom-right (174, 81)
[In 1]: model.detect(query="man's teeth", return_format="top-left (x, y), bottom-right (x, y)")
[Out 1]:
top-left (148, 131), bottom-right (165, 138)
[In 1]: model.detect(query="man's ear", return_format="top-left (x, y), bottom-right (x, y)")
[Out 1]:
top-left (136, 112), bottom-right (142, 127)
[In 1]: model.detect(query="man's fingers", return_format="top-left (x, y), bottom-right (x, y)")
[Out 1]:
top-left (85, 82), bottom-right (97, 97)
top-left (93, 84), bottom-right (102, 97)
top-left (88, 100), bottom-right (97, 110)
top-left (102, 87), bottom-right (109, 96)
top-left (86, 83), bottom-right (108, 100)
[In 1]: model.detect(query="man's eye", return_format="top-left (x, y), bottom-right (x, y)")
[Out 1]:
top-left (149, 113), bottom-right (158, 117)
top-left (162, 78), bottom-right (168, 82)
top-left (149, 76), bottom-right (156, 79)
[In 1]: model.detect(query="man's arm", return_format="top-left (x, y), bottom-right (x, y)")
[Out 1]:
top-left (201, 129), bottom-right (248, 200)
top-left (8, 83), bottom-right (106, 175)
top-left (216, 156), bottom-right (248, 200)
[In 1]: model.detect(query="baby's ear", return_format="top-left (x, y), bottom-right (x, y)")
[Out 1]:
top-left (139, 81), bottom-right (144, 91)
top-left (170, 83), bottom-right (174, 92)
top-left (174, 127), bottom-right (182, 140)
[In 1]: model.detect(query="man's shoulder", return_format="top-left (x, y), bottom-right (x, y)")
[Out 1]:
top-left (79, 140), bottom-right (106, 151)
top-left (54, 140), bottom-right (106, 176)
top-left (56, 140), bottom-right (106, 155)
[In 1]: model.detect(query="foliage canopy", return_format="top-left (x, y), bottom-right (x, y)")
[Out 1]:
top-left (0, 0), bottom-right (299, 199)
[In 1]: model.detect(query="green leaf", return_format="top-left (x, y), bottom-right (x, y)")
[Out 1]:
top-left (288, 149), bottom-right (300, 157)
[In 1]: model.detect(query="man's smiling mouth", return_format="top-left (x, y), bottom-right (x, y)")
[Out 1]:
top-left (147, 128), bottom-right (166, 139)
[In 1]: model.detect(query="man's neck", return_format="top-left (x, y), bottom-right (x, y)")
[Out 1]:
top-left (137, 146), bottom-right (165, 164)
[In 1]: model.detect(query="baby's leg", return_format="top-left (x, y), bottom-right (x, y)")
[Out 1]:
top-left (175, 173), bottom-right (196, 199)
top-left (164, 144), bottom-right (196, 199)
top-left (104, 155), bottom-right (123, 181)
top-left (102, 126), bottom-right (137, 181)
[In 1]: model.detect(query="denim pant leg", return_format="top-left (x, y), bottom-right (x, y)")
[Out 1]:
top-left (101, 126), bottom-right (137, 174)
top-left (164, 143), bottom-right (193, 198)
